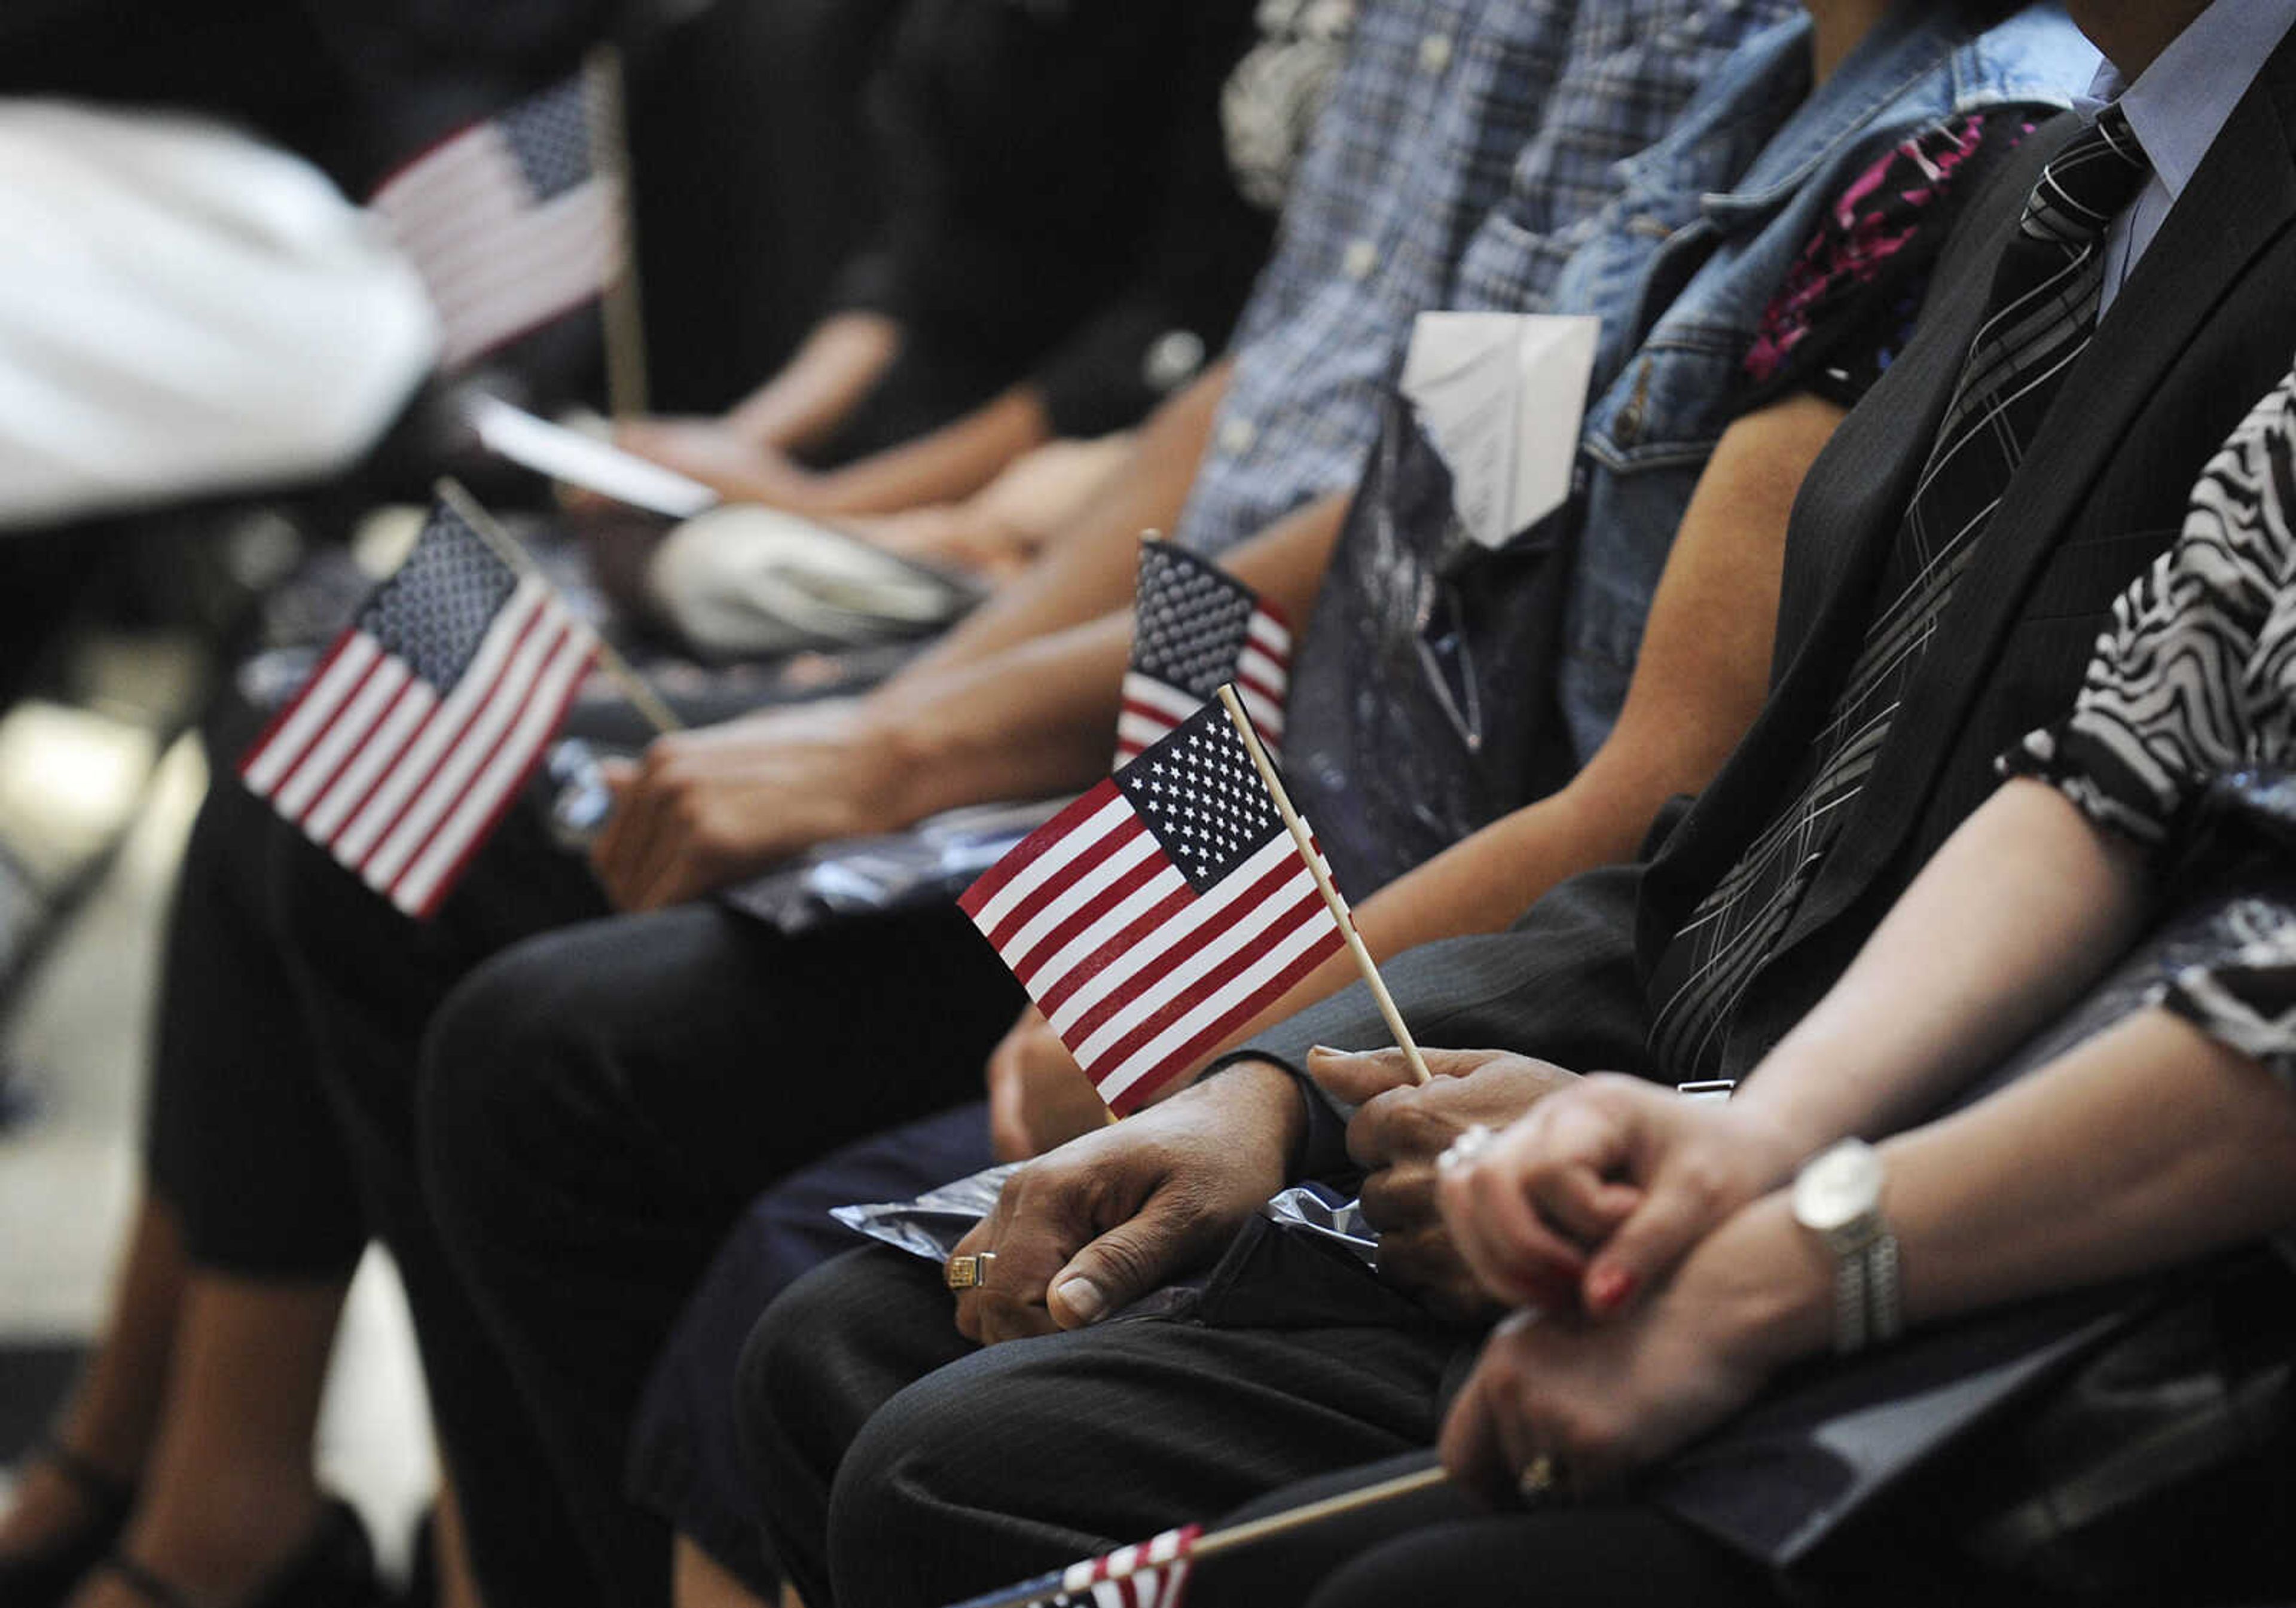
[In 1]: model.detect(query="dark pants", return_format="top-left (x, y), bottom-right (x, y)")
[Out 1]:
top-left (736, 1246), bottom-right (1473, 1608)
top-left (1180, 1453), bottom-right (1775, 1608)
top-left (625, 1103), bottom-right (997, 1593)
top-left (408, 903), bottom-right (1020, 1608)
top-left (149, 746), bottom-right (1022, 1608)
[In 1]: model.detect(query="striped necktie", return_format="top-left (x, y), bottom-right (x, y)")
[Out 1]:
top-left (1649, 106), bottom-right (2151, 1075)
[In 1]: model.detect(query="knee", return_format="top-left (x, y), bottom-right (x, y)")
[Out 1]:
top-left (734, 1258), bottom-right (848, 1503)
top-left (416, 933), bottom-right (605, 1249)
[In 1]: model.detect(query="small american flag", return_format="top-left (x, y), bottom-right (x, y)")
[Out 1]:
top-left (240, 502), bottom-right (599, 919)
top-left (945, 1524), bottom-right (1200, 1608)
top-left (1116, 542), bottom-right (1290, 768)
top-left (371, 71), bottom-right (628, 368)
top-left (961, 701), bottom-right (1345, 1114)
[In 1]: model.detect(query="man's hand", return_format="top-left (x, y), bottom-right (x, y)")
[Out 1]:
top-left (984, 1004), bottom-right (1112, 1163)
top-left (1439, 1075), bottom-right (1802, 1317)
top-left (947, 1059), bottom-right (1305, 1345)
top-left (590, 699), bottom-right (908, 910)
top-left (1306, 1047), bottom-right (1580, 1317)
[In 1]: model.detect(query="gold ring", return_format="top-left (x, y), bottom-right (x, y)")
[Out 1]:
top-left (1518, 1453), bottom-right (1559, 1500)
top-left (944, 1252), bottom-right (996, 1292)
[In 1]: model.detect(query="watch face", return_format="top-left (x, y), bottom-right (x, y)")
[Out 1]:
top-left (1794, 1141), bottom-right (1882, 1234)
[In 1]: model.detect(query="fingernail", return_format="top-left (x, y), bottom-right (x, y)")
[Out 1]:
top-left (1055, 1277), bottom-right (1107, 1325)
top-left (1586, 1267), bottom-right (1636, 1313)
top-left (1306, 1044), bottom-right (1342, 1059)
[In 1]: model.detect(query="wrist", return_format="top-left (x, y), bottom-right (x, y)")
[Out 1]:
top-left (850, 690), bottom-right (952, 831)
top-left (1197, 1056), bottom-right (1313, 1181)
top-left (1728, 1053), bottom-right (1870, 1171)
top-left (1681, 1192), bottom-right (1834, 1377)
top-left (1709, 1101), bottom-right (1821, 1199)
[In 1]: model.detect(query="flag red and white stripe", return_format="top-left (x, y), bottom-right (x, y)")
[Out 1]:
top-left (371, 73), bottom-right (626, 367)
top-left (962, 702), bottom-right (1345, 1114)
top-left (240, 505), bottom-right (598, 918)
top-left (1116, 609), bottom-right (1289, 766)
top-left (943, 1524), bottom-right (1201, 1608)
top-left (1115, 542), bottom-right (1290, 768)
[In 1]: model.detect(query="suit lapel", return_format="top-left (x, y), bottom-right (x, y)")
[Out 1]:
top-left (1783, 38), bottom-right (2296, 950)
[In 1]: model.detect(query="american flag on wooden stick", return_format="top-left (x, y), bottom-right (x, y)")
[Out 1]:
top-left (371, 69), bottom-right (628, 368)
top-left (1116, 542), bottom-right (1290, 768)
top-left (239, 500), bottom-right (599, 919)
top-left (945, 1524), bottom-right (1200, 1608)
top-left (961, 700), bottom-right (1346, 1115)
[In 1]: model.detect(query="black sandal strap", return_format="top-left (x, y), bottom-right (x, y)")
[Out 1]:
top-left (99, 1554), bottom-right (200, 1608)
top-left (30, 1435), bottom-right (136, 1518)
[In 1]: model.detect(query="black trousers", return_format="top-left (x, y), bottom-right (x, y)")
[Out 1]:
top-left (148, 756), bottom-right (1022, 1607)
top-left (1182, 1453), bottom-right (1776, 1608)
top-left (736, 1246), bottom-right (1475, 1608)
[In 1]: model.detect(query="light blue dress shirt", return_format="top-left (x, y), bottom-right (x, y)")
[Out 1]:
top-left (2087, 0), bottom-right (2296, 311)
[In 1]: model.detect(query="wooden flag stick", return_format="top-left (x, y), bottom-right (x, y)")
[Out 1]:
top-left (1216, 684), bottom-right (1430, 1085)
top-left (434, 478), bottom-right (683, 736)
top-left (1192, 1462), bottom-right (1449, 1563)
top-left (587, 45), bottom-right (649, 420)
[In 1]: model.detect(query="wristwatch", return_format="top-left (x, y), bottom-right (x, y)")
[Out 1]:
top-left (1791, 1138), bottom-right (1901, 1355)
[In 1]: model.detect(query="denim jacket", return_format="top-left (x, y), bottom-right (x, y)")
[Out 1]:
top-left (1552, 0), bottom-right (2097, 760)
top-left (1284, 0), bottom-right (2097, 896)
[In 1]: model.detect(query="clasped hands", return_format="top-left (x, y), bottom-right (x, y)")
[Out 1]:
top-left (944, 1039), bottom-right (1816, 1502)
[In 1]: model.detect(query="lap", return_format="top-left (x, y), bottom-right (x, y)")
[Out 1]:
top-left (743, 1245), bottom-right (1473, 1608)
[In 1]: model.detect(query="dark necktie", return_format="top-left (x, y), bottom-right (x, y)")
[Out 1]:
top-left (1650, 106), bottom-right (2152, 1075)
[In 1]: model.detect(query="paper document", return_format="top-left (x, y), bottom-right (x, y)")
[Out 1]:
top-left (1399, 311), bottom-right (1599, 549)
top-left (464, 394), bottom-right (719, 518)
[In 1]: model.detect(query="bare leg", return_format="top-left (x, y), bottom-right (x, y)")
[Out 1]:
top-left (433, 1469), bottom-right (483, 1608)
top-left (69, 1270), bottom-right (348, 1608)
top-left (1, 1196), bottom-right (187, 1558)
top-left (673, 1536), bottom-right (770, 1608)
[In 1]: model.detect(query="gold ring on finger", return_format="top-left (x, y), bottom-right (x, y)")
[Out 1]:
top-left (944, 1251), bottom-right (996, 1292)
top-left (1518, 1453), bottom-right (1561, 1501)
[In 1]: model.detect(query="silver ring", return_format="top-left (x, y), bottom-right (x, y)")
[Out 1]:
top-left (1518, 1453), bottom-right (1560, 1500)
top-left (1439, 1123), bottom-right (1497, 1172)
top-left (944, 1251), bottom-right (996, 1292)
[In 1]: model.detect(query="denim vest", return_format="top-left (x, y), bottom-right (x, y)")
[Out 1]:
top-left (1554, 1), bottom-right (2097, 762)
top-left (1283, 2), bottom-right (2097, 897)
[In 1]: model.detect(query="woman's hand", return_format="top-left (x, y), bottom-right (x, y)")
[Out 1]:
top-left (1437, 1074), bottom-right (1803, 1316)
top-left (1439, 1196), bottom-right (1822, 1499)
top-left (612, 416), bottom-right (824, 510)
top-left (984, 1005), bottom-right (1112, 1162)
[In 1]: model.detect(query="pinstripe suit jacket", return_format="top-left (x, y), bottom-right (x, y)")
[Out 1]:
top-left (1246, 15), bottom-right (2296, 1163)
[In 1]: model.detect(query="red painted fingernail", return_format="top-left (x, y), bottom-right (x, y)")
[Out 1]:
top-left (1587, 1267), bottom-right (1636, 1312)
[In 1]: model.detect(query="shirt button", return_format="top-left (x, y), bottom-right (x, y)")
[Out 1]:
top-left (1141, 329), bottom-right (1207, 393)
top-left (1219, 417), bottom-right (1258, 455)
top-left (1418, 32), bottom-right (1453, 72)
top-left (1341, 237), bottom-right (1379, 281)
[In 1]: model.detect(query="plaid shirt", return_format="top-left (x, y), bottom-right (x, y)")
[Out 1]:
top-left (1174, 0), bottom-right (1791, 556)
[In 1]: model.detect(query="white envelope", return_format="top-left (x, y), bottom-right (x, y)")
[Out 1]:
top-left (464, 393), bottom-right (719, 519)
top-left (1398, 311), bottom-right (1600, 549)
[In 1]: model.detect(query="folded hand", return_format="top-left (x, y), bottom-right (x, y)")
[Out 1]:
top-left (590, 698), bottom-right (906, 909)
top-left (947, 1059), bottom-right (1304, 1345)
top-left (1437, 1074), bottom-right (1802, 1317)
top-left (1306, 1047), bottom-right (1580, 1318)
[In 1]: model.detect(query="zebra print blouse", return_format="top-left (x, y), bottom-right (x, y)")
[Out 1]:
top-left (2004, 363), bottom-right (2296, 1081)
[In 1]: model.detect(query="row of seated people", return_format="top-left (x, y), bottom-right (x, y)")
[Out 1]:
top-left (10, 0), bottom-right (2296, 1603)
